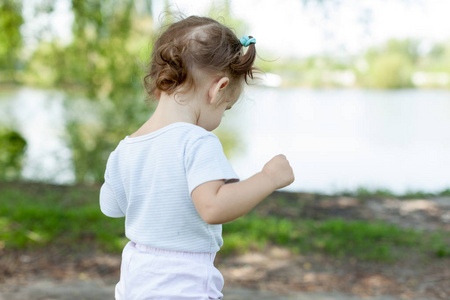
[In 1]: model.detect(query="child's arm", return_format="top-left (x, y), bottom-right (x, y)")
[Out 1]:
top-left (191, 154), bottom-right (294, 225)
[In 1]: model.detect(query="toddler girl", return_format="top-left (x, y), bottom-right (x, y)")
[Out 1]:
top-left (100, 15), bottom-right (294, 300)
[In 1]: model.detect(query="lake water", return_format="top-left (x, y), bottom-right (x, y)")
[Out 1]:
top-left (1, 86), bottom-right (450, 194)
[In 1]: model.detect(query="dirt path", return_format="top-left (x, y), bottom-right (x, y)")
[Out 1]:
top-left (217, 193), bottom-right (450, 299)
top-left (0, 279), bottom-right (439, 300)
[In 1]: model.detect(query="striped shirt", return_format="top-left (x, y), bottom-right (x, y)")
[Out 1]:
top-left (99, 122), bottom-right (239, 253)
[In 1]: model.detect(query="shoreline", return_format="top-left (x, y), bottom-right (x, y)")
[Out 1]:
top-left (2, 179), bottom-right (449, 199)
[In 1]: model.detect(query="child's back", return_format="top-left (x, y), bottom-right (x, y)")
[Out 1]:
top-left (101, 122), bottom-right (237, 253)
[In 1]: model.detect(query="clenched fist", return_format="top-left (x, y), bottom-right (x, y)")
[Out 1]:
top-left (262, 154), bottom-right (295, 190)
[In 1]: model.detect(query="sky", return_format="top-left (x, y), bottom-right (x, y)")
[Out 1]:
top-left (21, 0), bottom-right (450, 58)
top-left (153, 0), bottom-right (450, 57)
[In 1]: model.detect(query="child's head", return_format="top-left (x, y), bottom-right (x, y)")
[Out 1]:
top-left (144, 16), bottom-right (256, 105)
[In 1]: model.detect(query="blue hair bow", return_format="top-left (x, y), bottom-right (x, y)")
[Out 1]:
top-left (240, 35), bottom-right (256, 47)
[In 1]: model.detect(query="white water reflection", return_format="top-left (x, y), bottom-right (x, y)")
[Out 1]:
top-left (1, 86), bottom-right (450, 194)
top-left (222, 88), bottom-right (450, 194)
top-left (0, 87), bottom-right (74, 183)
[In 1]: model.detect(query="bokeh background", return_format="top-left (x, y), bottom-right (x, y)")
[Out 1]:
top-left (1, 0), bottom-right (450, 194)
top-left (1, 1), bottom-right (450, 299)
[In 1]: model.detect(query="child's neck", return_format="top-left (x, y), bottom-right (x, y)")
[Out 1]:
top-left (130, 92), bottom-right (199, 138)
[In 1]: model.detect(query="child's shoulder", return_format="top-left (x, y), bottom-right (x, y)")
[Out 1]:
top-left (182, 123), bottom-right (220, 141)
top-left (171, 123), bottom-right (222, 151)
top-left (175, 122), bottom-right (217, 140)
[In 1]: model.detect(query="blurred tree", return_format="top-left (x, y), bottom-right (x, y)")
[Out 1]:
top-left (385, 39), bottom-right (420, 64)
top-left (368, 53), bottom-right (413, 89)
top-left (429, 43), bottom-right (446, 61)
top-left (0, 0), bottom-right (24, 83)
top-left (62, 0), bottom-right (154, 182)
top-left (358, 39), bottom-right (418, 88)
top-left (424, 42), bottom-right (450, 73)
top-left (23, 0), bottom-right (154, 182)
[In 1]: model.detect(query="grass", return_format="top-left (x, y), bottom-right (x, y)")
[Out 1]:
top-left (0, 182), bottom-right (126, 252)
top-left (223, 215), bottom-right (449, 261)
top-left (0, 181), bottom-right (449, 262)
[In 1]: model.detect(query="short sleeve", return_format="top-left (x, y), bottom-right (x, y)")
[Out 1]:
top-left (99, 169), bottom-right (125, 218)
top-left (185, 133), bottom-right (239, 196)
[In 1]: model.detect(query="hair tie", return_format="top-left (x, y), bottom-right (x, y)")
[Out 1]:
top-left (240, 35), bottom-right (256, 47)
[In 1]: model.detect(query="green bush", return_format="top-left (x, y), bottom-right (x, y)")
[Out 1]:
top-left (368, 53), bottom-right (413, 89)
top-left (0, 127), bottom-right (26, 180)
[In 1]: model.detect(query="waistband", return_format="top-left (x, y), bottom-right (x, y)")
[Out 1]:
top-left (130, 242), bottom-right (216, 263)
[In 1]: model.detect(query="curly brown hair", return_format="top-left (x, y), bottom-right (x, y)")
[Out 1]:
top-left (143, 16), bottom-right (256, 100)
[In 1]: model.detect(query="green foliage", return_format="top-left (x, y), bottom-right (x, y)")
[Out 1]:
top-left (348, 39), bottom-right (418, 89)
top-left (0, 127), bottom-right (27, 180)
top-left (429, 232), bottom-right (450, 258)
top-left (22, 0), bottom-right (156, 183)
top-left (65, 119), bottom-right (112, 183)
top-left (359, 39), bottom-right (436, 89)
top-left (438, 189), bottom-right (450, 197)
top-left (418, 42), bottom-right (450, 87)
top-left (366, 53), bottom-right (413, 89)
top-left (257, 55), bottom-right (356, 88)
top-left (25, 0), bottom-right (153, 92)
top-left (257, 38), bottom-right (450, 89)
top-left (0, 0), bottom-right (24, 83)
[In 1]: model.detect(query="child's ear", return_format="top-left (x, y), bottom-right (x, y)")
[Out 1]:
top-left (209, 77), bottom-right (229, 104)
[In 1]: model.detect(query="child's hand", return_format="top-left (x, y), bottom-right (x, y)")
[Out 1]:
top-left (262, 154), bottom-right (295, 190)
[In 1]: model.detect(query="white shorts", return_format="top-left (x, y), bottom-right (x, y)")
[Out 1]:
top-left (115, 242), bottom-right (224, 300)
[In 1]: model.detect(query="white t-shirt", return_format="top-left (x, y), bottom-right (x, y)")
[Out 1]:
top-left (99, 122), bottom-right (239, 253)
